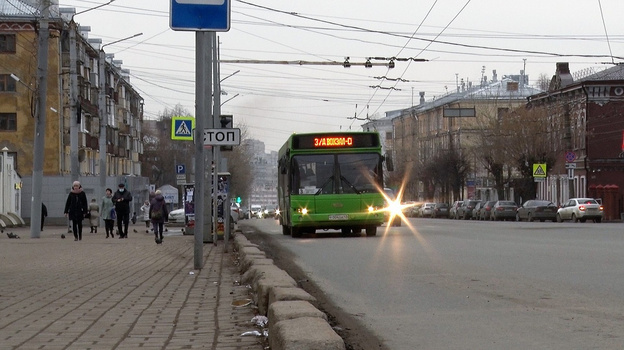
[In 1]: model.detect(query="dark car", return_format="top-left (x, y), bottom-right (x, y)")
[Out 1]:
top-left (478, 201), bottom-right (496, 220)
top-left (491, 200), bottom-right (518, 221)
top-left (516, 200), bottom-right (558, 222)
top-left (457, 200), bottom-right (480, 220)
top-left (431, 203), bottom-right (449, 218)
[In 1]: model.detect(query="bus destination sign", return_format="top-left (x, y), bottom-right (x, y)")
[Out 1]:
top-left (314, 136), bottom-right (353, 147)
top-left (293, 133), bottom-right (379, 150)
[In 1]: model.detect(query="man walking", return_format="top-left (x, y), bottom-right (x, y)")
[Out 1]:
top-left (112, 183), bottom-right (132, 238)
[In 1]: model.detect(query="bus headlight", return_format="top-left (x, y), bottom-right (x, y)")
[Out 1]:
top-left (297, 208), bottom-right (308, 215)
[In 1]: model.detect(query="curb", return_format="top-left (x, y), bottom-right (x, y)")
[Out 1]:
top-left (233, 233), bottom-right (346, 350)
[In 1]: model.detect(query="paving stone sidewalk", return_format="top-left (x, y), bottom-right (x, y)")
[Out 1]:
top-left (0, 225), bottom-right (266, 350)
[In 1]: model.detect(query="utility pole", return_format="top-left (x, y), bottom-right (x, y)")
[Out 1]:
top-left (30, 0), bottom-right (50, 238)
top-left (69, 20), bottom-right (79, 181)
top-left (194, 31), bottom-right (211, 269)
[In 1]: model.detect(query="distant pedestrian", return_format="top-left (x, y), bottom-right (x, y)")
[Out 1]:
top-left (89, 198), bottom-right (100, 233)
top-left (131, 211), bottom-right (137, 225)
top-left (149, 190), bottom-right (168, 244)
top-left (101, 188), bottom-right (115, 238)
top-left (64, 181), bottom-right (88, 241)
top-left (140, 200), bottom-right (150, 233)
top-left (41, 203), bottom-right (47, 231)
top-left (112, 183), bottom-right (132, 239)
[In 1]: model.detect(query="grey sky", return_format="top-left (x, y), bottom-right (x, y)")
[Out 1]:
top-left (60, 0), bottom-right (624, 151)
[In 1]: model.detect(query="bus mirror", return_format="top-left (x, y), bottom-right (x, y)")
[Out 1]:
top-left (278, 158), bottom-right (287, 174)
top-left (385, 152), bottom-right (394, 171)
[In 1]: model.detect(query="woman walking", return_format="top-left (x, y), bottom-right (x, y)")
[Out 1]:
top-left (149, 190), bottom-right (168, 244)
top-left (101, 188), bottom-right (116, 238)
top-left (89, 198), bottom-right (100, 233)
top-left (64, 181), bottom-right (89, 241)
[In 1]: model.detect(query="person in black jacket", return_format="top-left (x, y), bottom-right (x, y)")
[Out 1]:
top-left (149, 190), bottom-right (169, 244)
top-left (64, 181), bottom-right (89, 241)
top-left (112, 183), bottom-right (132, 238)
top-left (41, 203), bottom-right (48, 231)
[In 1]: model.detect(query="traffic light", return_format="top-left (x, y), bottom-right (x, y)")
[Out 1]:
top-left (220, 115), bottom-right (233, 128)
top-left (236, 196), bottom-right (241, 204)
top-left (220, 115), bottom-right (233, 151)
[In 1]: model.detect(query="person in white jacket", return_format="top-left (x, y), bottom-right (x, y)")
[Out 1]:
top-left (140, 200), bottom-right (150, 233)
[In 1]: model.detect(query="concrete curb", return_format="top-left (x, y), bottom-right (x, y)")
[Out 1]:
top-left (233, 233), bottom-right (345, 350)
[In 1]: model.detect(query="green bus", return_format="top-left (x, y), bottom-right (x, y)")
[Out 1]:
top-left (277, 131), bottom-right (392, 237)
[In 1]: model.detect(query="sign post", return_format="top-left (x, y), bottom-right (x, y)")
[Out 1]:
top-left (170, 0), bottom-right (230, 269)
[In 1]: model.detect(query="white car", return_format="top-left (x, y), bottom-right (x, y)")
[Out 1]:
top-left (556, 198), bottom-right (603, 223)
top-left (168, 206), bottom-right (239, 224)
top-left (419, 203), bottom-right (436, 217)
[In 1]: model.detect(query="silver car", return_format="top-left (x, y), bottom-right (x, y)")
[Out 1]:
top-left (556, 198), bottom-right (603, 223)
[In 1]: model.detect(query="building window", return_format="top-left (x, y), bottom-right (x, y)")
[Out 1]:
top-left (0, 74), bottom-right (16, 92)
top-left (0, 34), bottom-right (16, 53)
top-left (0, 113), bottom-right (17, 131)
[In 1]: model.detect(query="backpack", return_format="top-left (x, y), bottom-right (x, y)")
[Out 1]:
top-left (151, 201), bottom-right (163, 220)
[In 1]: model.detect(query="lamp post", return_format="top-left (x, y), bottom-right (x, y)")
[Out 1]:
top-left (98, 33), bottom-right (142, 199)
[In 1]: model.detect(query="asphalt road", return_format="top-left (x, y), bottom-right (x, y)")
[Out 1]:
top-left (241, 217), bottom-right (624, 350)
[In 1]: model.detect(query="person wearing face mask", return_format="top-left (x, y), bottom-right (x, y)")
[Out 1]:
top-left (64, 181), bottom-right (89, 241)
top-left (112, 183), bottom-right (132, 238)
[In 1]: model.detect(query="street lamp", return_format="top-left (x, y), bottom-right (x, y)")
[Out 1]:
top-left (98, 32), bottom-right (143, 199)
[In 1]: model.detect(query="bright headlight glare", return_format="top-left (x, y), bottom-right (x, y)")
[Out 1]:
top-left (368, 206), bottom-right (374, 212)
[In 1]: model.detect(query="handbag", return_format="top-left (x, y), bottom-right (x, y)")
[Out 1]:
top-left (110, 208), bottom-right (117, 220)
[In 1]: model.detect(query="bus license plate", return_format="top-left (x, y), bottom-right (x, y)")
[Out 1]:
top-left (329, 214), bottom-right (348, 220)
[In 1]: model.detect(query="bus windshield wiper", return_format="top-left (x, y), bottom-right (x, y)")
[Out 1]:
top-left (315, 176), bottom-right (334, 195)
top-left (340, 176), bottom-right (361, 194)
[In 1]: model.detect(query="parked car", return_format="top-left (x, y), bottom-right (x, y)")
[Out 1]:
top-left (556, 198), bottom-right (603, 223)
top-left (472, 201), bottom-right (487, 220)
top-left (478, 200), bottom-right (496, 220)
top-left (402, 201), bottom-right (418, 217)
top-left (419, 203), bottom-right (436, 217)
top-left (457, 200), bottom-right (480, 220)
top-left (431, 203), bottom-right (449, 218)
top-left (449, 201), bottom-right (463, 219)
top-left (491, 200), bottom-right (518, 221)
top-left (516, 200), bottom-right (558, 222)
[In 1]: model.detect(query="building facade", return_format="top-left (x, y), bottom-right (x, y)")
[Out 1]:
top-left (0, 1), bottom-right (147, 222)
top-left (528, 62), bottom-right (624, 220)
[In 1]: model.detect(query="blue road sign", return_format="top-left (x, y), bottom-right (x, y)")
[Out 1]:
top-left (171, 117), bottom-right (194, 141)
top-left (176, 165), bottom-right (186, 174)
top-left (170, 0), bottom-right (230, 31)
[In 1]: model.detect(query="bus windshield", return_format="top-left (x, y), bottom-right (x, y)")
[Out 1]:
top-left (291, 152), bottom-right (382, 195)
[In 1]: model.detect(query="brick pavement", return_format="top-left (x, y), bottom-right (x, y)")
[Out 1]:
top-left (0, 224), bottom-right (266, 350)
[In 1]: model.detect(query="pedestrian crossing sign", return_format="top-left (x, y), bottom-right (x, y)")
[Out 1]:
top-left (533, 163), bottom-right (547, 178)
top-left (171, 116), bottom-right (195, 141)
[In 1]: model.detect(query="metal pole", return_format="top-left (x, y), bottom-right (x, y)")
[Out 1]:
top-left (211, 32), bottom-right (219, 245)
top-left (30, 1), bottom-right (50, 238)
top-left (213, 36), bottom-right (230, 252)
top-left (194, 32), bottom-right (211, 269)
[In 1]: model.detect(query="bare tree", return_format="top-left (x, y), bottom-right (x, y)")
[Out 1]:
top-left (536, 73), bottom-right (551, 91)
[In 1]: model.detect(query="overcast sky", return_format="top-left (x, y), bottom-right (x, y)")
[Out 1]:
top-left (59, 0), bottom-right (624, 152)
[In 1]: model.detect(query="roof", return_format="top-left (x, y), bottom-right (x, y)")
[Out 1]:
top-left (0, 0), bottom-right (39, 17)
top-left (575, 64), bottom-right (624, 82)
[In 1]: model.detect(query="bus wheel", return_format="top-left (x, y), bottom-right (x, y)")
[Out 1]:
top-left (290, 226), bottom-right (302, 238)
top-left (282, 225), bottom-right (289, 235)
top-left (365, 226), bottom-right (377, 237)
